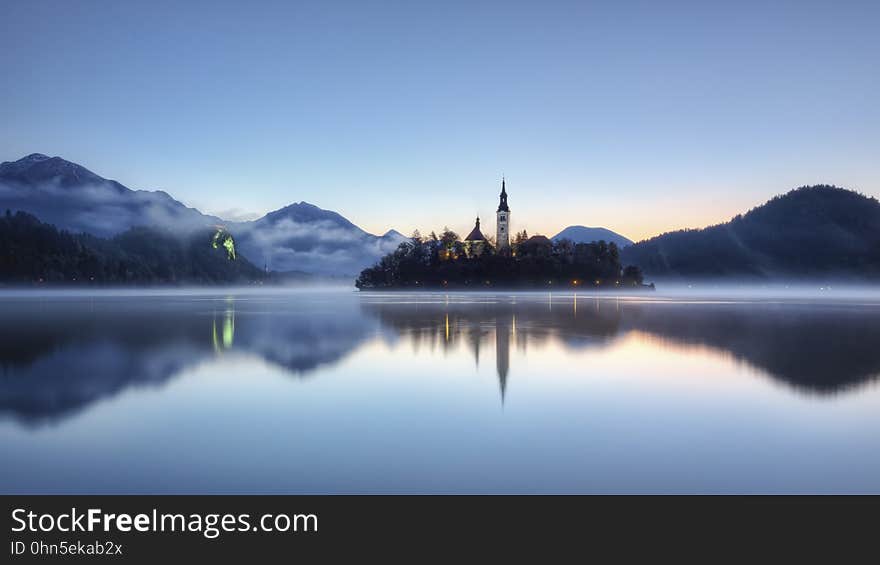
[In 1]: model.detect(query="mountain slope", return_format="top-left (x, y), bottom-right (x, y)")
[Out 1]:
top-left (0, 153), bottom-right (218, 237)
top-left (0, 210), bottom-right (263, 284)
top-left (621, 185), bottom-right (880, 278)
top-left (0, 154), bottom-right (406, 276)
top-left (553, 225), bottom-right (632, 248)
top-left (231, 202), bottom-right (406, 275)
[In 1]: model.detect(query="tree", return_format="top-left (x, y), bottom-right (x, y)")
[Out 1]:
top-left (439, 227), bottom-right (459, 246)
top-left (355, 232), bottom-right (647, 290)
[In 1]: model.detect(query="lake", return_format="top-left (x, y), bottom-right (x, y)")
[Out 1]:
top-left (1, 287), bottom-right (879, 493)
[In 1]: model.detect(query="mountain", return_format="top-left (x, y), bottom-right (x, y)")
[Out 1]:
top-left (621, 185), bottom-right (880, 279)
top-left (553, 225), bottom-right (633, 248)
top-left (0, 153), bottom-right (218, 237)
top-left (230, 202), bottom-right (406, 276)
top-left (0, 210), bottom-right (263, 284)
top-left (0, 154), bottom-right (406, 276)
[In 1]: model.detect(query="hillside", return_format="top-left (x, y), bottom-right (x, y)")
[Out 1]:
top-left (0, 153), bottom-right (405, 276)
top-left (230, 201), bottom-right (405, 275)
top-left (0, 153), bottom-right (218, 237)
top-left (621, 185), bottom-right (880, 278)
top-left (0, 210), bottom-right (263, 284)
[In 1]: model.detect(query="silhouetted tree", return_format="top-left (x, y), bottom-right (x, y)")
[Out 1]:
top-left (356, 234), bottom-right (645, 290)
top-left (0, 211), bottom-right (264, 285)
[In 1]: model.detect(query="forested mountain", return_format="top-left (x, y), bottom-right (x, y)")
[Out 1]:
top-left (0, 210), bottom-right (263, 284)
top-left (0, 153), bottom-right (405, 276)
top-left (621, 185), bottom-right (880, 279)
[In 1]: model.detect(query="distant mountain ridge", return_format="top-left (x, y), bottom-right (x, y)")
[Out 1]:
top-left (0, 153), bottom-right (404, 276)
top-left (0, 153), bottom-right (217, 237)
top-left (553, 225), bottom-right (632, 248)
top-left (0, 153), bottom-right (109, 186)
top-left (621, 185), bottom-right (880, 279)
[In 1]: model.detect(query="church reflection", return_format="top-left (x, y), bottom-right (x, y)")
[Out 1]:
top-left (362, 295), bottom-right (623, 403)
top-left (496, 312), bottom-right (510, 402)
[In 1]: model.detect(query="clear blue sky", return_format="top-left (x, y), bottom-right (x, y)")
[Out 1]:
top-left (2, 0), bottom-right (878, 240)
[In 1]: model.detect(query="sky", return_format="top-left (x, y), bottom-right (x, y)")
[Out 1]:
top-left (2, 0), bottom-right (878, 241)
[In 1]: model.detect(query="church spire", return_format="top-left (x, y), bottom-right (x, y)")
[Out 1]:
top-left (497, 177), bottom-right (509, 212)
top-left (496, 177), bottom-right (510, 250)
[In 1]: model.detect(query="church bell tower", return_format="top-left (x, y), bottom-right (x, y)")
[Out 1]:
top-left (496, 177), bottom-right (510, 251)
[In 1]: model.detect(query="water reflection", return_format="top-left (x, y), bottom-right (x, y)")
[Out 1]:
top-left (2, 292), bottom-right (880, 427)
top-left (361, 293), bottom-right (880, 398)
top-left (620, 301), bottom-right (880, 393)
top-left (0, 294), bottom-right (376, 425)
top-left (362, 296), bottom-right (623, 403)
top-left (212, 302), bottom-right (235, 352)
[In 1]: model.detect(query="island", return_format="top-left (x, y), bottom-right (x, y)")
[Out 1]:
top-left (357, 179), bottom-right (649, 290)
top-left (356, 228), bottom-right (648, 290)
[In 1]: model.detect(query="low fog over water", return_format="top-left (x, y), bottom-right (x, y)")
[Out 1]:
top-left (647, 281), bottom-right (880, 302)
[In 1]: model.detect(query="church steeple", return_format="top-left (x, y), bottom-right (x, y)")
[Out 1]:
top-left (496, 177), bottom-right (510, 250)
top-left (465, 215), bottom-right (486, 242)
top-left (497, 177), bottom-right (509, 212)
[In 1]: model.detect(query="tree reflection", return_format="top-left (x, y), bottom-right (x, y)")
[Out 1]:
top-left (362, 296), bottom-right (623, 403)
top-left (0, 295), bottom-right (375, 426)
top-left (362, 294), bottom-right (880, 399)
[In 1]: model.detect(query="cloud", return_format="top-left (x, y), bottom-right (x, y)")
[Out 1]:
top-left (0, 178), bottom-right (214, 237)
top-left (234, 217), bottom-right (406, 275)
top-left (211, 208), bottom-right (263, 222)
top-left (1, 177), bottom-right (406, 276)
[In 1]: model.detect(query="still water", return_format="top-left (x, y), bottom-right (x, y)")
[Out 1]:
top-left (1, 288), bottom-right (879, 493)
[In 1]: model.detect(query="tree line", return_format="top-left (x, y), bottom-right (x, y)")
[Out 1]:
top-left (0, 210), bottom-right (263, 285)
top-left (356, 228), bottom-right (647, 290)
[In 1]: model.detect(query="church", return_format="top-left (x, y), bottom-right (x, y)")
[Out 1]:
top-left (462, 178), bottom-right (511, 258)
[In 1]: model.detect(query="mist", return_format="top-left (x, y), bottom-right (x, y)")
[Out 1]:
top-left (642, 280), bottom-right (880, 302)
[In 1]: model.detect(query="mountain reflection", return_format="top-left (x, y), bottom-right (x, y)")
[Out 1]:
top-left (620, 301), bottom-right (880, 393)
top-left (2, 292), bottom-right (880, 427)
top-left (0, 295), bottom-right (376, 425)
top-left (361, 294), bottom-right (880, 398)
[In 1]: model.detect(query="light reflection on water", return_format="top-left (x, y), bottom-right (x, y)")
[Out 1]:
top-left (1, 289), bottom-right (879, 493)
